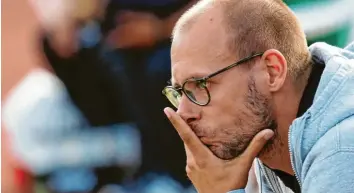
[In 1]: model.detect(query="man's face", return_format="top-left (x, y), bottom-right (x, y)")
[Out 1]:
top-left (171, 14), bottom-right (277, 160)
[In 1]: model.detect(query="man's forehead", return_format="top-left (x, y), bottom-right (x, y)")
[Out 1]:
top-left (170, 45), bottom-right (233, 87)
top-left (170, 4), bottom-right (233, 85)
top-left (171, 62), bottom-right (211, 86)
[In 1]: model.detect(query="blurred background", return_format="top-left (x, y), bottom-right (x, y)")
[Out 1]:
top-left (2, 0), bottom-right (354, 193)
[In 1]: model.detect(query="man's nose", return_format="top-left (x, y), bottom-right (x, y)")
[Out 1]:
top-left (176, 95), bottom-right (201, 124)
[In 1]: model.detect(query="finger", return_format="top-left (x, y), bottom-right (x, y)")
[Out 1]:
top-left (185, 145), bottom-right (194, 177)
top-left (184, 144), bottom-right (194, 169)
top-left (164, 107), bottom-right (209, 158)
top-left (239, 129), bottom-right (274, 164)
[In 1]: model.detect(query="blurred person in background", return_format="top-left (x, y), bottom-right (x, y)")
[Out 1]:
top-left (37, 0), bottom-right (201, 192)
top-left (3, 1), bottom-right (140, 193)
top-left (162, 0), bottom-right (354, 193)
top-left (97, 0), bottom-right (200, 188)
top-left (4, 0), bottom-right (199, 193)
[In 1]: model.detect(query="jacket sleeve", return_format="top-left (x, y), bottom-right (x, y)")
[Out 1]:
top-left (302, 151), bottom-right (354, 193)
top-left (301, 117), bottom-right (354, 193)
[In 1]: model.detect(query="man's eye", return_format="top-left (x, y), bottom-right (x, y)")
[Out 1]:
top-left (196, 81), bottom-right (207, 89)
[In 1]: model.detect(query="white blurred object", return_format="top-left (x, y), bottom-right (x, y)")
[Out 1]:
top-left (28, 0), bottom-right (73, 30)
top-left (2, 69), bottom-right (88, 173)
top-left (2, 69), bottom-right (142, 175)
top-left (2, 69), bottom-right (70, 128)
top-left (28, 0), bottom-right (109, 57)
top-left (28, 0), bottom-right (108, 30)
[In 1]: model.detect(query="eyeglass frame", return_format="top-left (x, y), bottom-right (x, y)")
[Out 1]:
top-left (163, 52), bottom-right (264, 107)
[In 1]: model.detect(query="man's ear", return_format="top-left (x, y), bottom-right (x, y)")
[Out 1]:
top-left (261, 49), bottom-right (287, 92)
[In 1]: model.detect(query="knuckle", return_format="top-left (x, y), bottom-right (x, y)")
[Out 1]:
top-left (185, 165), bottom-right (194, 179)
top-left (186, 165), bottom-right (192, 174)
top-left (186, 160), bottom-right (196, 170)
top-left (196, 159), bottom-right (207, 169)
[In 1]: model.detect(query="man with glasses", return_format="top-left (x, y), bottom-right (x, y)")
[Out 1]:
top-left (162, 0), bottom-right (354, 192)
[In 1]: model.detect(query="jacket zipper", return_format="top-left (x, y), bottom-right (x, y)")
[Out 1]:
top-left (258, 159), bottom-right (282, 193)
top-left (288, 125), bottom-right (302, 188)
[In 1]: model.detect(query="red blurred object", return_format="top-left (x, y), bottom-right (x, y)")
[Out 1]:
top-left (1, 130), bottom-right (33, 193)
top-left (14, 165), bottom-right (30, 189)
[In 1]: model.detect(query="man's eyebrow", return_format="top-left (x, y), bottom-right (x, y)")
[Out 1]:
top-left (170, 72), bottom-right (210, 87)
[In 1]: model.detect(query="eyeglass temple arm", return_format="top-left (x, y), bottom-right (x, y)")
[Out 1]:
top-left (204, 52), bottom-right (264, 80)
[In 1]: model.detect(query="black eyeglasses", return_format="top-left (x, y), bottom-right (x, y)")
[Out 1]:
top-left (162, 52), bottom-right (264, 108)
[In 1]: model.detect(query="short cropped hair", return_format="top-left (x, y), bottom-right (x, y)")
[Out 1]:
top-left (173, 0), bottom-right (311, 81)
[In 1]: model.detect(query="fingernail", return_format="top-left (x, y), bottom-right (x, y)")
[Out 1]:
top-left (164, 108), bottom-right (171, 118)
top-left (263, 131), bottom-right (274, 140)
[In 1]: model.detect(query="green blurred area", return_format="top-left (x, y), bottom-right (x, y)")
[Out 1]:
top-left (283, 0), bottom-right (353, 48)
top-left (307, 24), bottom-right (352, 48)
top-left (284, 0), bottom-right (331, 7)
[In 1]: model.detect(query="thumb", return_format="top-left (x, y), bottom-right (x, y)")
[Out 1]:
top-left (239, 129), bottom-right (274, 164)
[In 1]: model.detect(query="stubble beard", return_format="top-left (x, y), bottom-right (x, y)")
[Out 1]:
top-left (215, 75), bottom-right (282, 160)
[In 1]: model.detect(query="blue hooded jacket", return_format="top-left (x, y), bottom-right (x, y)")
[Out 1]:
top-left (230, 41), bottom-right (354, 193)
